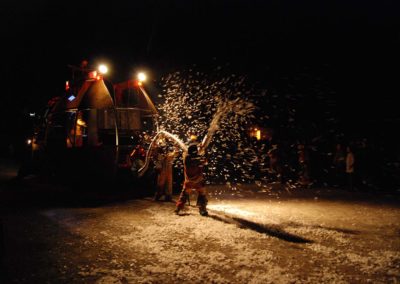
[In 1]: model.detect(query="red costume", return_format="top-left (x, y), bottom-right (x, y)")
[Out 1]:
top-left (175, 144), bottom-right (208, 216)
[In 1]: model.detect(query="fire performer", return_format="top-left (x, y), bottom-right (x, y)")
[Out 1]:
top-left (154, 145), bottom-right (179, 202)
top-left (175, 140), bottom-right (208, 216)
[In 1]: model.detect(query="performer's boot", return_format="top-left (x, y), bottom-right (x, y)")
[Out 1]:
top-left (175, 191), bottom-right (188, 214)
top-left (197, 194), bottom-right (208, 216)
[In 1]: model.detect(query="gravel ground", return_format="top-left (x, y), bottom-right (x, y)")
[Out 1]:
top-left (0, 160), bottom-right (399, 283)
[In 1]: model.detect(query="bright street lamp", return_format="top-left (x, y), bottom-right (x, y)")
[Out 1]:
top-left (98, 64), bottom-right (108, 74)
top-left (137, 72), bottom-right (146, 82)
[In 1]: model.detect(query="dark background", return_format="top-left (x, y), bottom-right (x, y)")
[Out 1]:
top-left (1, 0), bottom-right (399, 156)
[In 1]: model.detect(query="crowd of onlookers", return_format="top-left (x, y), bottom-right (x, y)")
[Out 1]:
top-left (1, 128), bottom-right (398, 192)
top-left (257, 137), bottom-right (398, 191)
top-left (136, 132), bottom-right (398, 192)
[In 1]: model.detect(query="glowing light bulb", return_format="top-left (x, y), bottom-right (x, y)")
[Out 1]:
top-left (98, 64), bottom-right (108, 74)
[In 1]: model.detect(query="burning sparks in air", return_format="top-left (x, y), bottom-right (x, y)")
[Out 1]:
top-left (149, 65), bottom-right (375, 191)
top-left (155, 68), bottom-right (264, 184)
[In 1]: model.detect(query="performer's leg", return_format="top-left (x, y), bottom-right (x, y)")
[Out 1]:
top-left (196, 187), bottom-right (208, 216)
top-left (154, 173), bottom-right (164, 201)
top-left (175, 188), bottom-right (191, 213)
top-left (165, 172), bottom-right (173, 201)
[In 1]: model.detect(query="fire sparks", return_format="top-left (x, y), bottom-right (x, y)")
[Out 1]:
top-left (156, 68), bottom-right (263, 184)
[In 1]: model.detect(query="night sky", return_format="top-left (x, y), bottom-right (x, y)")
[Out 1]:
top-left (1, 0), bottom-right (399, 143)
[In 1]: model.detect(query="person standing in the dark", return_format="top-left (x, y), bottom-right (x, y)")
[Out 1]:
top-left (152, 145), bottom-right (164, 199)
top-left (154, 146), bottom-right (178, 202)
top-left (268, 145), bottom-right (283, 183)
top-left (356, 139), bottom-right (369, 189)
top-left (333, 143), bottom-right (346, 187)
top-left (346, 145), bottom-right (355, 190)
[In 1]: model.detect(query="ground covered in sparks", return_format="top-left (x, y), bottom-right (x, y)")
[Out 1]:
top-left (1, 173), bottom-right (399, 284)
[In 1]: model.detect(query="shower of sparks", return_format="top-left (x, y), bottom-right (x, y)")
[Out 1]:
top-left (156, 68), bottom-right (263, 185)
top-left (153, 65), bottom-right (351, 191)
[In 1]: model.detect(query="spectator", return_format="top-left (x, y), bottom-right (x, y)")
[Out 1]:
top-left (154, 145), bottom-right (179, 202)
top-left (355, 139), bottom-right (368, 189)
top-left (268, 145), bottom-right (283, 183)
top-left (333, 143), bottom-right (346, 187)
top-left (346, 145), bottom-right (355, 190)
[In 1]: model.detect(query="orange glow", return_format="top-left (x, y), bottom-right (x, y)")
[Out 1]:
top-left (88, 71), bottom-right (97, 79)
top-left (77, 118), bottom-right (87, 127)
top-left (249, 126), bottom-right (263, 140)
top-left (65, 81), bottom-right (70, 91)
top-left (133, 80), bottom-right (142, 87)
top-left (256, 130), bottom-right (261, 140)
